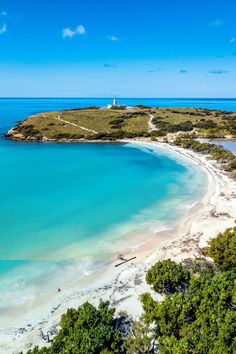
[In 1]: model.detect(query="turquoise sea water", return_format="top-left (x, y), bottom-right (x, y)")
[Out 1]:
top-left (0, 98), bottom-right (235, 312)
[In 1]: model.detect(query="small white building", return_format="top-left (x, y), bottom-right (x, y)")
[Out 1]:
top-left (107, 98), bottom-right (126, 109)
top-left (107, 98), bottom-right (118, 109)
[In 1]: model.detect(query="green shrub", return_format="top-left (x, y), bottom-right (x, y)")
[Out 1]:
top-left (17, 124), bottom-right (40, 136)
top-left (224, 158), bottom-right (236, 172)
top-left (173, 138), bottom-right (236, 174)
top-left (150, 130), bottom-right (164, 137)
top-left (177, 120), bottom-right (193, 131)
top-left (109, 119), bottom-right (126, 129)
top-left (146, 259), bottom-right (190, 294)
top-left (152, 119), bottom-right (169, 129)
top-left (141, 266), bottom-right (236, 354)
top-left (151, 129), bottom-right (167, 137)
top-left (194, 119), bottom-right (217, 129)
top-left (26, 301), bottom-right (123, 354)
top-left (167, 121), bottom-right (193, 133)
top-left (208, 227), bottom-right (236, 271)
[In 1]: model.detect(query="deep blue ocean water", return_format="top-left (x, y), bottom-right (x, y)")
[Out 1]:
top-left (0, 98), bottom-right (235, 311)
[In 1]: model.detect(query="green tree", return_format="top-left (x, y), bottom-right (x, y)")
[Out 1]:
top-left (208, 227), bottom-right (236, 270)
top-left (26, 301), bottom-right (123, 354)
top-left (146, 259), bottom-right (190, 294)
top-left (140, 268), bottom-right (236, 354)
top-left (125, 320), bottom-right (156, 354)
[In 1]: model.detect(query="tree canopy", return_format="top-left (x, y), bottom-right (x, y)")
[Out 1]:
top-left (26, 301), bottom-right (123, 354)
top-left (141, 269), bottom-right (236, 354)
top-left (208, 227), bottom-right (236, 271)
top-left (145, 259), bottom-right (190, 294)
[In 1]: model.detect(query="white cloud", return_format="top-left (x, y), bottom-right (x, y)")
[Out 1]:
top-left (0, 10), bottom-right (7, 17)
top-left (107, 35), bottom-right (119, 41)
top-left (0, 23), bottom-right (7, 34)
top-left (62, 24), bottom-right (86, 39)
top-left (229, 37), bottom-right (236, 44)
top-left (77, 25), bottom-right (86, 34)
top-left (209, 19), bottom-right (224, 27)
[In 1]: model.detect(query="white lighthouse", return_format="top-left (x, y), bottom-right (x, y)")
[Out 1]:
top-left (107, 98), bottom-right (118, 109)
top-left (106, 97), bottom-right (126, 109)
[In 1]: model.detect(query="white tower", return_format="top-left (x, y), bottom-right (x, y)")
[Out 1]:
top-left (113, 98), bottom-right (117, 106)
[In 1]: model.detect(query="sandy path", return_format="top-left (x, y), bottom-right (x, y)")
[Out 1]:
top-left (148, 114), bottom-right (156, 132)
top-left (1, 141), bottom-right (236, 354)
top-left (55, 115), bottom-right (97, 134)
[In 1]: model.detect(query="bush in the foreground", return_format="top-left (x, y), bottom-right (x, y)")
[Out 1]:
top-left (140, 270), bottom-right (236, 354)
top-left (125, 320), bottom-right (156, 354)
top-left (26, 301), bottom-right (123, 354)
top-left (146, 259), bottom-right (190, 294)
top-left (208, 227), bottom-right (236, 271)
top-left (137, 232), bottom-right (236, 354)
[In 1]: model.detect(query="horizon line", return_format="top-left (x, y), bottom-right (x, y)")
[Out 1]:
top-left (0, 97), bottom-right (236, 100)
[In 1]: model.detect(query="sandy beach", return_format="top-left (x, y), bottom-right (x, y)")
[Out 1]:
top-left (1, 141), bottom-right (236, 354)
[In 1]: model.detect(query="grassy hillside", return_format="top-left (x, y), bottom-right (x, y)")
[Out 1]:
top-left (6, 106), bottom-right (236, 142)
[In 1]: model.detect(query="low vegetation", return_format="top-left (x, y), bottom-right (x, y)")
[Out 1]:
top-left (140, 267), bottom-right (236, 353)
top-left (7, 108), bottom-right (150, 142)
top-left (146, 259), bottom-right (190, 294)
top-left (207, 227), bottom-right (236, 270)
top-left (6, 107), bottom-right (236, 142)
top-left (25, 227), bottom-right (236, 354)
top-left (24, 302), bottom-right (124, 354)
top-left (173, 137), bottom-right (236, 174)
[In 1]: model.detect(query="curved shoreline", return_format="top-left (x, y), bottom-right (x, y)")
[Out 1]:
top-left (1, 141), bottom-right (236, 353)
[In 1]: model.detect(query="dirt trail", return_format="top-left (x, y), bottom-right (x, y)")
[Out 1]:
top-left (54, 115), bottom-right (97, 134)
top-left (148, 114), bottom-right (156, 132)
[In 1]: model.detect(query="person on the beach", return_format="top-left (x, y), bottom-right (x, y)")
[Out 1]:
top-left (118, 253), bottom-right (125, 260)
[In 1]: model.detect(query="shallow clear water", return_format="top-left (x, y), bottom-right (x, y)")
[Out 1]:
top-left (0, 97), bottom-right (234, 310)
top-left (0, 140), bottom-right (197, 261)
top-left (206, 140), bottom-right (236, 155)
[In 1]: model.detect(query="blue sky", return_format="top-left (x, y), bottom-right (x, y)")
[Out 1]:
top-left (0, 0), bottom-right (236, 97)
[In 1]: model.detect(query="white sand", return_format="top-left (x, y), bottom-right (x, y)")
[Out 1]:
top-left (1, 141), bottom-right (236, 354)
